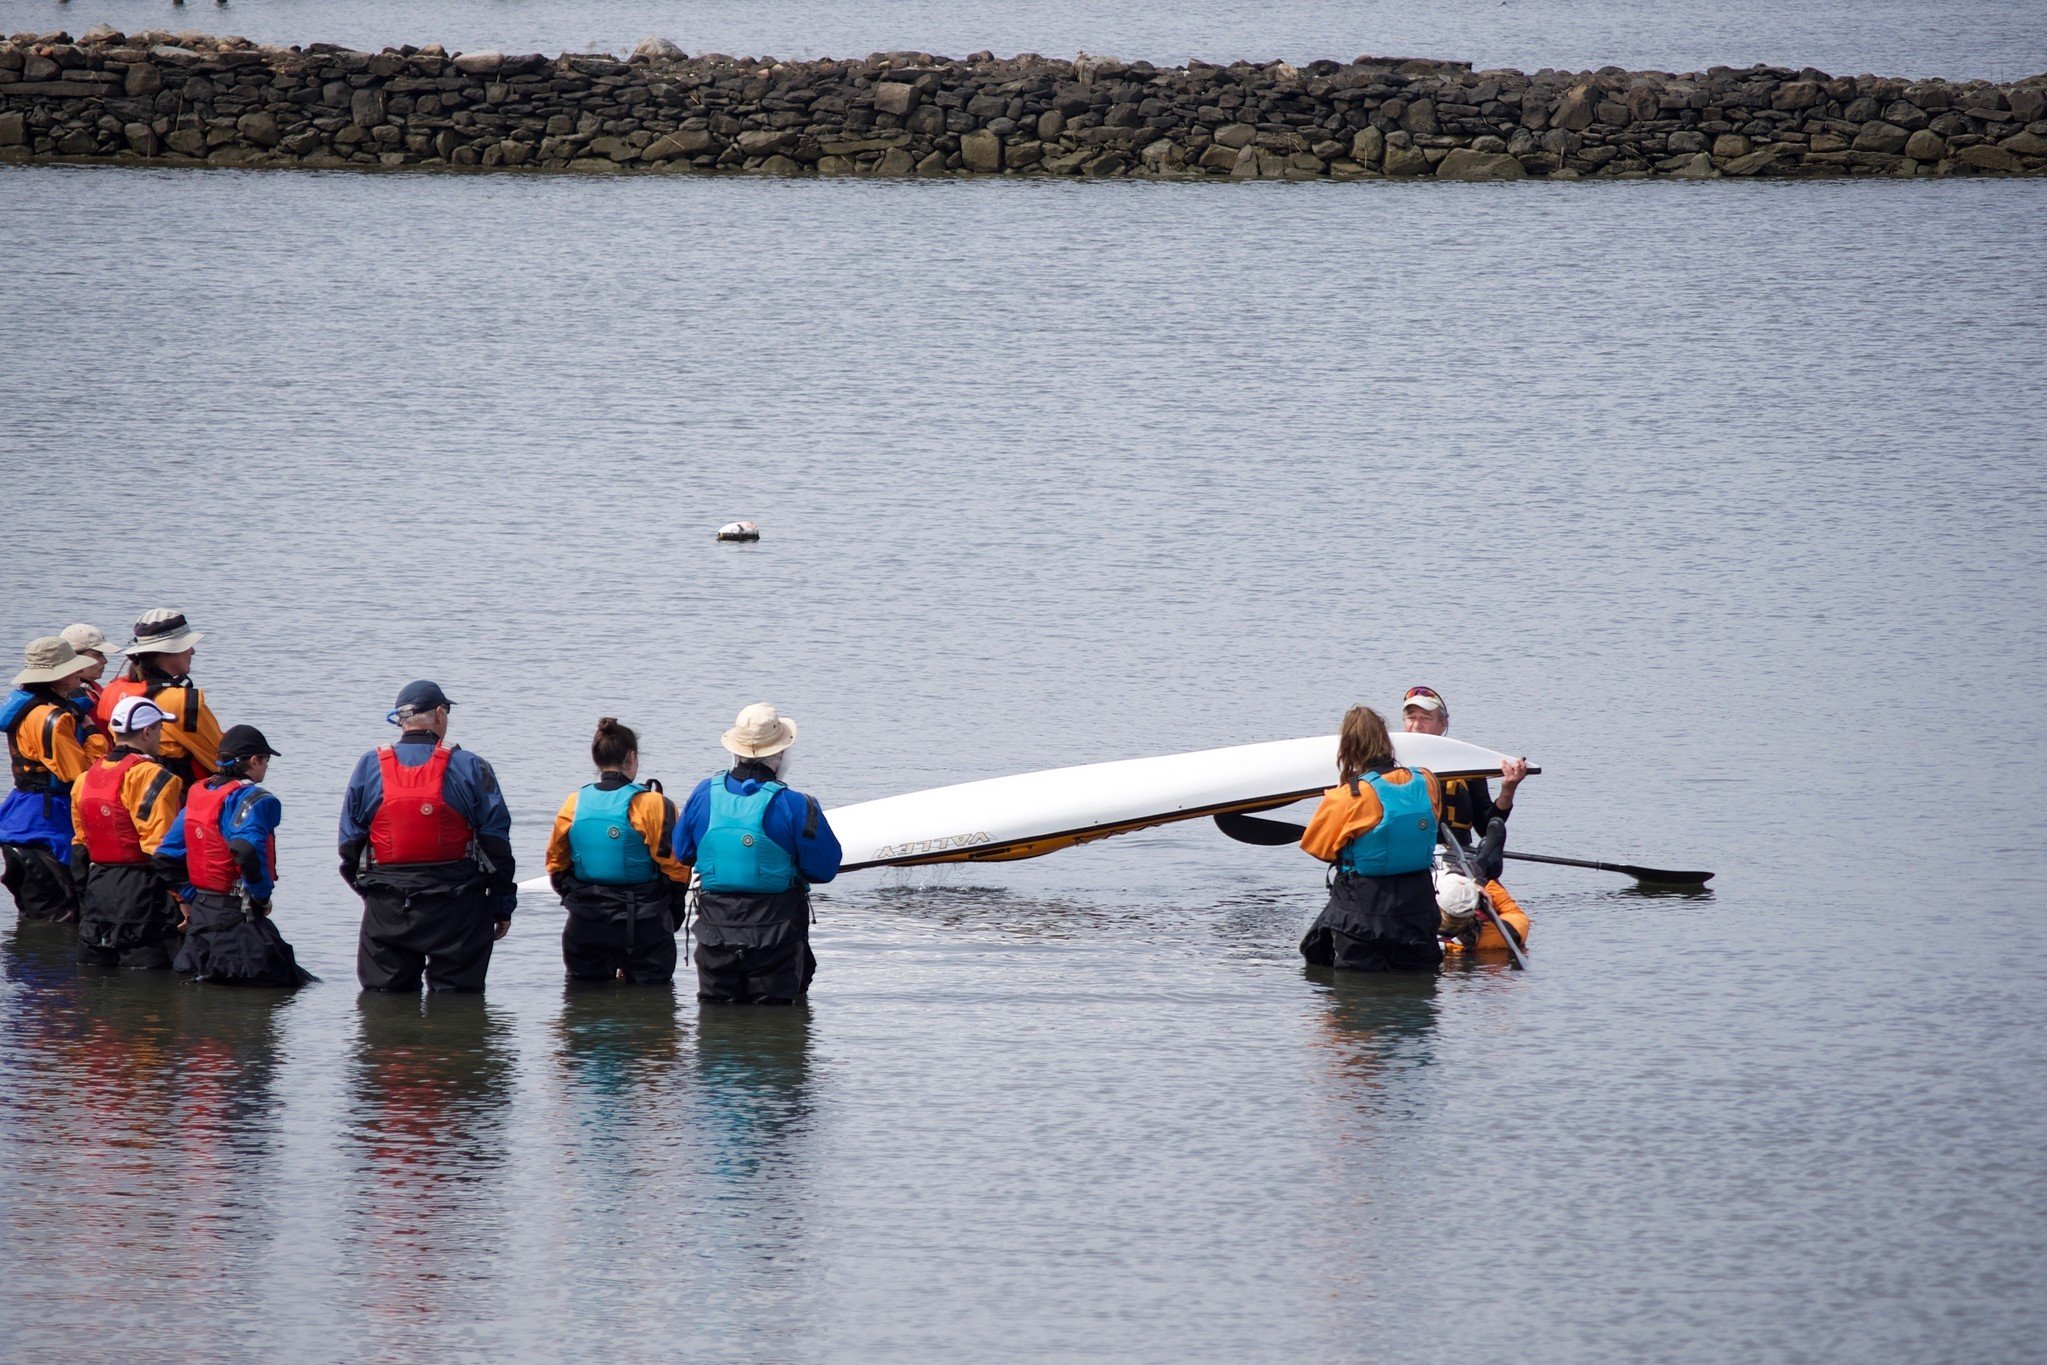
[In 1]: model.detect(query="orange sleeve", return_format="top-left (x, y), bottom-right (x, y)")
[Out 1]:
top-left (183, 687), bottom-right (221, 774)
top-left (72, 768), bottom-right (93, 847)
top-left (1300, 782), bottom-right (1385, 863)
top-left (631, 790), bottom-right (693, 884)
top-left (24, 704), bottom-right (100, 785)
top-left (124, 762), bottom-right (184, 855)
top-left (545, 792), bottom-right (579, 875)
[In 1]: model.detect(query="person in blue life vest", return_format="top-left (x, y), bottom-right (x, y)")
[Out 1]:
top-left (73, 696), bottom-right (186, 968)
top-left (545, 716), bottom-right (694, 984)
top-left (1, 637), bottom-right (107, 923)
top-left (1298, 704), bottom-right (1448, 972)
top-left (158, 724), bottom-right (313, 987)
top-left (338, 681), bottom-right (517, 992)
top-left (673, 703), bottom-right (842, 1004)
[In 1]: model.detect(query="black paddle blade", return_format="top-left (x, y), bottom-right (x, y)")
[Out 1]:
top-left (1615, 865), bottom-right (1714, 887)
top-left (1213, 812), bottom-right (1306, 846)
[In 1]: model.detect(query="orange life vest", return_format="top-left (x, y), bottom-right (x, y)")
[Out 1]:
top-left (77, 752), bottom-right (166, 864)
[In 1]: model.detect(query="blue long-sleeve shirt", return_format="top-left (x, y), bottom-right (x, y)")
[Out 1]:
top-left (673, 766), bottom-right (842, 885)
top-left (160, 782), bottom-right (282, 902)
top-left (338, 732), bottom-right (517, 908)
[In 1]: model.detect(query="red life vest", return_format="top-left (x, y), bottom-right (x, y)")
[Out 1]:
top-left (95, 675), bottom-right (145, 730)
top-left (186, 777), bottom-right (269, 893)
top-left (77, 752), bottom-right (165, 864)
top-left (369, 745), bottom-right (473, 865)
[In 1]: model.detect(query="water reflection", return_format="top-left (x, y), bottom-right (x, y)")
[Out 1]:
top-left (339, 993), bottom-right (515, 1339)
top-left (684, 1005), bottom-right (817, 1343)
top-left (1307, 969), bottom-right (1444, 1097)
top-left (0, 940), bottom-right (294, 1339)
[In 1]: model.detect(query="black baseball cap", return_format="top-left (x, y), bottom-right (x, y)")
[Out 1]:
top-left (393, 679), bottom-right (454, 713)
top-left (218, 724), bottom-right (281, 761)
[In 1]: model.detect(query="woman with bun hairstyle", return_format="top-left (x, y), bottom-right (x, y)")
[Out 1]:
top-left (1297, 705), bottom-right (1447, 972)
top-left (545, 718), bottom-right (694, 983)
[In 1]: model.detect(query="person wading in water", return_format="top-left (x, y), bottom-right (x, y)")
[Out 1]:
top-left (545, 717), bottom-right (694, 984)
top-left (73, 696), bottom-right (186, 968)
top-left (1298, 704), bottom-right (1447, 973)
top-left (338, 681), bottom-right (517, 992)
top-left (1, 637), bottom-right (106, 923)
top-left (97, 609), bottom-right (222, 791)
top-left (159, 724), bottom-right (314, 987)
top-left (673, 703), bottom-right (842, 1004)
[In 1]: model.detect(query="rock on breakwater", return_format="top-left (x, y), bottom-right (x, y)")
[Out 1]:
top-left (3, 26), bottom-right (2044, 180)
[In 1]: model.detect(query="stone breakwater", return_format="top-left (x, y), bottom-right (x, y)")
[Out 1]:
top-left (4, 27), bottom-right (2045, 181)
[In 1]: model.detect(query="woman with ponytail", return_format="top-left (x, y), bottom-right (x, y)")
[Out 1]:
top-left (543, 718), bottom-right (694, 983)
top-left (1297, 705), bottom-right (1448, 972)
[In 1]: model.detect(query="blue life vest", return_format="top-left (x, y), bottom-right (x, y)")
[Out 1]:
top-left (566, 782), bottom-right (658, 886)
top-left (1337, 769), bottom-right (1439, 877)
top-left (696, 772), bottom-right (798, 894)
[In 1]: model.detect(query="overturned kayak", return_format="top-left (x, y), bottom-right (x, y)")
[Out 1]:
top-left (831, 733), bottom-right (1534, 871)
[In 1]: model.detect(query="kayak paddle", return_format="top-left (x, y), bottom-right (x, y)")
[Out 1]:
top-left (1211, 811), bottom-right (1713, 887)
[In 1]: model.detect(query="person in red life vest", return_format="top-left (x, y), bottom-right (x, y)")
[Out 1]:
top-left (338, 681), bottom-right (517, 992)
top-left (72, 696), bottom-right (186, 968)
top-left (158, 725), bottom-right (314, 987)
top-left (97, 609), bottom-right (222, 789)
top-left (2, 637), bottom-right (108, 922)
top-left (1399, 685), bottom-right (1533, 849)
top-left (1298, 704), bottom-right (1448, 972)
top-left (58, 623), bottom-right (121, 717)
top-left (545, 717), bottom-right (694, 984)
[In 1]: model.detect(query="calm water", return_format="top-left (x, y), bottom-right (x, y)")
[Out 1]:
top-left (16, 0), bottom-right (2047, 78)
top-left (2, 166), bottom-right (2045, 1360)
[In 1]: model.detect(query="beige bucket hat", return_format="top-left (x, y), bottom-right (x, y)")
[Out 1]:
top-left (13, 636), bottom-right (96, 687)
top-left (128, 608), bottom-right (204, 655)
top-left (722, 702), bottom-right (797, 758)
top-left (60, 623), bottom-right (122, 658)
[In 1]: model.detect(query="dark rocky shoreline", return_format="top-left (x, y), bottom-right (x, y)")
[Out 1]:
top-left (4, 26), bottom-right (2043, 180)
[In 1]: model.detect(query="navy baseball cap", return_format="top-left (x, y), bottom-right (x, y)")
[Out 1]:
top-left (388, 680), bottom-right (455, 725)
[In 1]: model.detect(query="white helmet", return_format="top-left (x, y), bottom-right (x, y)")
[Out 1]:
top-left (1434, 870), bottom-right (1481, 933)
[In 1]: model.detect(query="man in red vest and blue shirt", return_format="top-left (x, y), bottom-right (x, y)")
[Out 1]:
top-left (338, 681), bottom-right (517, 991)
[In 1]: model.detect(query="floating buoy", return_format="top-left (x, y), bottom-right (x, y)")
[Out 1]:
top-left (716, 521), bottom-right (761, 542)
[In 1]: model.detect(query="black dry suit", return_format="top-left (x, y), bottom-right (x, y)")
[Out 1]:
top-left (686, 759), bottom-right (839, 1004)
top-left (552, 774), bottom-right (689, 985)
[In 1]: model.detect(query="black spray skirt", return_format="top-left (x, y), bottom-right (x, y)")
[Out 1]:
top-left (175, 889), bottom-right (316, 987)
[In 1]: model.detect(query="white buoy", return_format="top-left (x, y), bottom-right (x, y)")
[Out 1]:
top-left (716, 521), bottom-right (760, 542)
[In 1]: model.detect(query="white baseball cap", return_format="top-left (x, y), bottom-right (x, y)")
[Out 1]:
top-left (1401, 685), bottom-right (1446, 713)
top-left (109, 696), bottom-right (173, 734)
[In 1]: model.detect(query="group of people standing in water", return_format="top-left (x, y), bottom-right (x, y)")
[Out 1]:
top-left (1, 611), bottom-right (840, 1000)
top-left (4, 610), bottom-right (1528, 997)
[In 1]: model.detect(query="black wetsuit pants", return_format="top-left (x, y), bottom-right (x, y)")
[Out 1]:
top-left (694, 886), bottom-right (814, 1004)
top-left (2, 843), bottom-right (79, 923)
top-left (561, 879), bottom-right (679, 984)
top-left (354, 863), bottom-right (496, 992)
top-left (77, 862), bottom-right (180, 969)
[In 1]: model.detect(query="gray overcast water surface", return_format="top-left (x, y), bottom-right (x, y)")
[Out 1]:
top-left (12, 0), bottom-right (2047, 79)
top-left (3, 151), bottom-right (2046, 1360)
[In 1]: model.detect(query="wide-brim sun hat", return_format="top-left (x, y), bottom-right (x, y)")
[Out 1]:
top-left (128, 608), bottom-right (204, 655)
top-left (722, 702), bottom-right (797, 758)
top-left (60, 623), bottom-right (122, 657)
top-left (13, 636), bottom-right (96, 687)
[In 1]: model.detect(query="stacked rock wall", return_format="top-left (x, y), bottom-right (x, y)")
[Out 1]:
top-left (4, 27), bottom-right (2044, 179)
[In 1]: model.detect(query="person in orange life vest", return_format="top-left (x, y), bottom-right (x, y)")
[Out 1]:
top-left (546, 717), bottom-right (693, 984)
top-left (158, 725), bottom-right (313, 988)
top-left (97, 609), bottom-right (221, 789)
top-left (73, 696), bottom-right (186, 969)
top-left (59, 623), bottom-right (121, 717)
top-left (1400, 685), bottom-right (1532, 849)
top-left (338, 681), bottom-right (517, 992)
top-left (1298, 704), bottom-right (1448, 972)
top-left (2, 637), bottom-right (108, 923)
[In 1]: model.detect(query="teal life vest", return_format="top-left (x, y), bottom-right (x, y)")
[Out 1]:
top-left (1337, 769), bottom-right (1438, 877)
top-left (566, 781), bottom-right (658, 886)
top-left (696, 772), bottom-right (798, 894)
